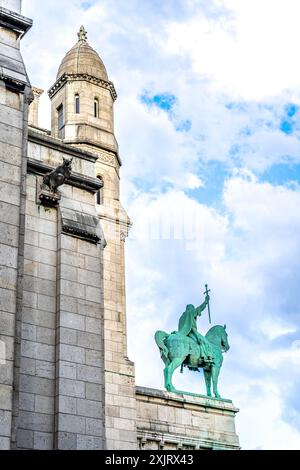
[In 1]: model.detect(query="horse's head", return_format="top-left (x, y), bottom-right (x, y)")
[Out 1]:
top-left (220, 324), bottom-right (230, 352)
top-left (205, 324), bottom-right (230, 352)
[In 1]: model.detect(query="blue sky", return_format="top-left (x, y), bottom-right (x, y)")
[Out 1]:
top-left (22, 0), bottom-right (300, 449)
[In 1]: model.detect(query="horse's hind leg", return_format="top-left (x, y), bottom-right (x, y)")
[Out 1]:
top-left (203, 368), bottom-right (212, 397)
top-left (165, 357), bottom-right (184, 392)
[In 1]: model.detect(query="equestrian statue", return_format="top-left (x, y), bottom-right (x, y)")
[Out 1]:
top-left (154, 285), bottom-right (230, 399)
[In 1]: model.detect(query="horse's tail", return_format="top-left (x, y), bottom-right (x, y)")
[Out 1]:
top-left (154, 330), bottom-right (169, 363)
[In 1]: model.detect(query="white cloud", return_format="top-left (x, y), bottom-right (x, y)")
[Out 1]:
top-left (23, 0), bottom-right (300, 178)
top-left (234, 380), bottom-right (300, 450)
top-left (126, 174), bottom-right (300, 449)
top-left (165, 0), bottom-right (300, 100)
top-left (260, 318), bottom-right (297, 341)
top-left (187, 174), bottom-right (203, 189)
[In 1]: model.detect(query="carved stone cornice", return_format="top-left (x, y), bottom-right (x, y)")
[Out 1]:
top-left (0, 7), bottom-right (32, 38)
top-left (28, 128), bottom-right (99, 163)
top-left (48, 72), bottom-right (117, 101)
top-left (27, 158), bottom-right (103, 194)
top-left (28, 128), bottom-right (122, 168)
top-left (0, 72), bottom-right (26, 92)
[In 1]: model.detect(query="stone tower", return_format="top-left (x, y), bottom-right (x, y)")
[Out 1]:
top-left (47, 26), bottom-right (136, 450)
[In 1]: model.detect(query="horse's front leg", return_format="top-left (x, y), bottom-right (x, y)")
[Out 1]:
top-left (203, 368), bottom-right (212, 397)
top-left (211, 366), bottom-right (221, 399)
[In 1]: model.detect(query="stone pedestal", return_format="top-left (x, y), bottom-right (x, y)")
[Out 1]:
top-left (136, 387), bottom-right (240, 450)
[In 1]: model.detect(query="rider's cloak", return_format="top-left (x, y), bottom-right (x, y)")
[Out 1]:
top-left (178, 300), bottom-right (207, 336)
top-left (178, 305), bottom-right (197, 336)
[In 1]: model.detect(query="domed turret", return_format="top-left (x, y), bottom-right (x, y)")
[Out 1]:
top-left (48, 26), bottom-right (117, 153)
top-left (57, 26), bottom-right (108, 81)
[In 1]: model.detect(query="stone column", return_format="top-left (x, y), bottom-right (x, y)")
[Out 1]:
top-left (0, 2), bottom-right (32, 450)
top-left (54, 203), bottom-right (105, 450)
top-left (98, 203), bottom-right (137, 450)
top-left (12, 190), bottom-right (57, 450)
top-left (28, 87), bottom-right (44, 128)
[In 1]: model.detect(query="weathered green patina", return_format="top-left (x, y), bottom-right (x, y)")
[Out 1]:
top-left (155, 287), bottom-right (230, 399)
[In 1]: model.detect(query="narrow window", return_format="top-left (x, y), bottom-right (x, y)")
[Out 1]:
top-left (96, 175), bottom-right (103, 205)
top-left (57, 104), bottom-right (63, 130)
top-left (75, 94), bottom-right (80, 114)
top-left (94, 98), bottom-right (99, 118)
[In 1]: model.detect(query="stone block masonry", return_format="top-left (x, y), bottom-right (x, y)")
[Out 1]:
top-left (0, 1), bottom-right (32, 450)
top-left (11, 144), bottom-right (108, 449)
top-left (13, 191), bottom-right (57, 449)
top-left (136, 387), bottom-right (240, 450)
top-left (55, 232), bottom-right (105, 449)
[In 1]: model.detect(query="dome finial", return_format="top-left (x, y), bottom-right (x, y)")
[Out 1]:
top-left (78, 25), bottom-right (87, 42)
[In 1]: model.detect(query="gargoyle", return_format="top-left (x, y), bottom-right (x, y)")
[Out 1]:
top-left (43, 157), bottom-right (73, 193)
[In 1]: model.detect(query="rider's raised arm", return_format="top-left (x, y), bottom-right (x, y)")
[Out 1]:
top-left (195, 298), bottom-right (208, 316)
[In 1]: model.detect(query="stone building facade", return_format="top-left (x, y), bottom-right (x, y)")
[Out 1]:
top-left (0, 1), bottom-right (240, 450)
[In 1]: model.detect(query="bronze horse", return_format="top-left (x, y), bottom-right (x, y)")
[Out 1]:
top-left (155, 325), bottom-right (229, 398)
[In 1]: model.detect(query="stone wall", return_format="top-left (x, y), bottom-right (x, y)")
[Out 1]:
top-left (0, 69), bottom-right (24, 452)
top-left (9, 131), bottom-right (106, 449)
top-left (136, 387), bottom-right (240, 450)
top-left (0, 2), bottom-right (32, 450)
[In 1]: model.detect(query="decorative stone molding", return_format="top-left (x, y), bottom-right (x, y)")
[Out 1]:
top-left (36, 175), bottom-right (61, 208)
top-left (120, 232), bottom-right (126, 242)
top-left (159, 440), bottom-right (165, 450)
top-left (97, 150), bottom-right (116, 166)
top-left (137, 431), bottom-right (212, 451)
top-left (39, 190), bottom-right (61, 207)
top-left (0, 73), bottom-right (25, 91)
top-left (48, 72), bottom-right (117, 101)
top-left (38, 189), bottom-right (61, 207)
top-left (75, 143), bottom-right (121, 167)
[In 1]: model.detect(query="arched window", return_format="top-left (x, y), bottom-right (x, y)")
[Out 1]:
top-left (57, 104), bottom-right (63, 130)
top-left (96, 175), bottom-right (103, 205)
top-left (75, 94), bottom-right (80, 114)
top-left (94, 98), bottom-right (99, 118)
